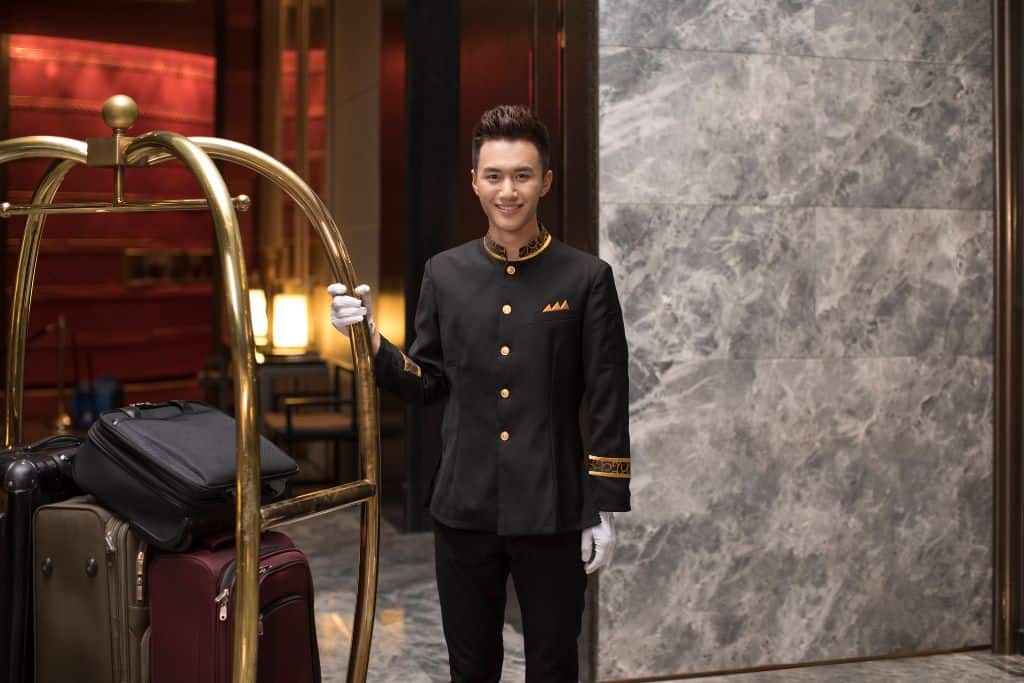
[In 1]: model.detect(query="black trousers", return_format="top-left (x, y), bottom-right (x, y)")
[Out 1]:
top-left (433, 521), bottom-right (588, 683)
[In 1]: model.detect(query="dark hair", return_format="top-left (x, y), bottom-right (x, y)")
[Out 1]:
top-left (472, 105), bottom-right (551, 171)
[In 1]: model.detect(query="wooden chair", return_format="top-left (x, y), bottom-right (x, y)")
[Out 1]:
top-left (263, 364), bottom-right (358, 487)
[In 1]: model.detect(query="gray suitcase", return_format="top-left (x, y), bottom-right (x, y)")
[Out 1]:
top-left (33, 497), bottom-right (150, 683)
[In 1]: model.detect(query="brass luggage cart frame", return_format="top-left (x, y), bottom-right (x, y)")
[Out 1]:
top-left (0, 95), bottom-right (380, 683)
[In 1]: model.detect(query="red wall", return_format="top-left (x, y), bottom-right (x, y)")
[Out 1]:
top-left (5, 30), bottom-right (218, 434)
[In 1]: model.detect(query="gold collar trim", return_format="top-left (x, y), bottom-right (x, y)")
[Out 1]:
top-left (482, 225), bottom-right (552, 262)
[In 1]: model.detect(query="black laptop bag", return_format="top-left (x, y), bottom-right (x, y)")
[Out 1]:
top-left (72, 401), bottom-right (298, 552)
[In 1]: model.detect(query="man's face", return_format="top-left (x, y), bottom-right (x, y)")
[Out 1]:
top-left (472, 138), bottom-right (553, 235)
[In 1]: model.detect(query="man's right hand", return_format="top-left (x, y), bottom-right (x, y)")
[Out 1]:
top-left (328, 282), bottom-right (380, 354)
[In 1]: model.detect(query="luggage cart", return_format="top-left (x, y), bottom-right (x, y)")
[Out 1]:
top-left (0, 94), bottom-right (381, 683)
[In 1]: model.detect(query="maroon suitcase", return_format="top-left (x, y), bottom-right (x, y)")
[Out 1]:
top-left (149, 530), bottom-right (321, 683)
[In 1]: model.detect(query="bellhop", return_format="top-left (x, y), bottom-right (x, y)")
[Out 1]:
top-left (330, 104), bottom-right (632, 681)
top-left (373, 224), bottom-right (632, 535)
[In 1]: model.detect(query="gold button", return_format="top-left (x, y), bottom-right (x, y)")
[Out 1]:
top-left (500, 345), bottom-right (510, 356)
top-left (500, 388), bottom-right (510, 399)
top-left (502, 304), bottom-right (512, 315)
top-left (506, 265), bottom-right (516, 275)
top-left (500, 431), bottom-right (510, 441)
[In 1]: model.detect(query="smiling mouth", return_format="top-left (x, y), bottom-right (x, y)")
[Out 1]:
top-left (496, 204), bottom-right (522, 214)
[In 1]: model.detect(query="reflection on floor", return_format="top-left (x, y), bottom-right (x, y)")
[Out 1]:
top-left (287, 509), bottom-right (1023, 682)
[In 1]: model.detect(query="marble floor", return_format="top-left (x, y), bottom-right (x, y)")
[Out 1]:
top-left (285, 509), bottom-right (1023, 682)
top-left (692, 653), bottom-right (1024, 682)
top-left (284, 506), bottom-right (525, 683)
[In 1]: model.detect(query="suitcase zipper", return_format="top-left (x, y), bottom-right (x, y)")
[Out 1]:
top-left (135, 542), bottom-right (148, 603)
top-left (106, 514), bottom-right (150, 683)
top-left (213, 546), bottom-right (291, 621)
top-left (215, 588), bottom-right (231, 621)
top-left (104, 529), bottom-right (117, 564)
top-left (118, 521), bottom-right (147, 683)
top-left (257, 595), bottom-right (305, 637)
top-left (104, 515), bottom-right (125, 682)
top-left (212, 554), bottom-right (309, 683)
top-left (249, 560), bottom-right (308, 632)
top-left (218, 563), bottom-right (273, 621)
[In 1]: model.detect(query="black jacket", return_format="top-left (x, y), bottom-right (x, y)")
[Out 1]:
top-left (373, 232), bottom-right (631, 535)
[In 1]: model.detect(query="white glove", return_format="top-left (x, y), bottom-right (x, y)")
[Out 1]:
top-left (328, 282), bottom-right (376, 337)
top-left (581, 511), bottom-right (615, 574)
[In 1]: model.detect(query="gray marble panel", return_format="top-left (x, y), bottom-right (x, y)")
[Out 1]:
top-left (598, 354), bottom-right (992, 678)
top-left (815, 59), bottom-right (992, 209)
top-left (811, 1), bottom-right (991, 65)
top-left (599, 1), bottom-right (990, 66)
top-left (600, 47), bottom-right (818, 205)
top-left (816, 208), bottom-right (992, 357)
top-left (600, 203), bottom-right (817, 365)
top-left (600, 0), bottom-right (814, 55)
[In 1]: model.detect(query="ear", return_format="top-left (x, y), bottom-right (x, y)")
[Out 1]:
top-left (540, 168), bottom-right (553, 197)
top-left (471, 168), bottom-right (480, 197)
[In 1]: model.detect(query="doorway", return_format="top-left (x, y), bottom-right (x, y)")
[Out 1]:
top-left (393, 0), bottom-right (598, 534)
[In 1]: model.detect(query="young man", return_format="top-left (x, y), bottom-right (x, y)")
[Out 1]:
top-left (328, 105), bottom-right (631, 682)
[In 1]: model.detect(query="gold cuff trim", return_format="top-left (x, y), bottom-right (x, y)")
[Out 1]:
top-left (401, 352), bottom-right (422, 377)
top-left (588, 454), bottom-right (630, 463)
top-left (588, 454), bottom-right (630, 478)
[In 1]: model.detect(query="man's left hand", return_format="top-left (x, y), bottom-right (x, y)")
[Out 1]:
top-left (581, 512), bottom-right (615, 574)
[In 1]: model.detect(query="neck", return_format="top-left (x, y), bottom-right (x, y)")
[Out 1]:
top-left (486, 218), bottom-right (541, 260)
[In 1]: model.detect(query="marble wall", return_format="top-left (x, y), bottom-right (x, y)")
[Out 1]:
top-left (597, 1), bottom-right (993, 678)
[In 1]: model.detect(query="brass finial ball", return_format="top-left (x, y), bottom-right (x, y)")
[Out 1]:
top-left (102, 95), bottom-right (138, 131)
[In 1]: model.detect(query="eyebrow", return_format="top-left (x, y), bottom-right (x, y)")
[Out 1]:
top-left (481, 166), bottom-right (535, 174)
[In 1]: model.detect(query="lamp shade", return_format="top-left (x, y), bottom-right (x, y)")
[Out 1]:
top-left (272, 293), bottom-right (309, 350)
top-left (249, 288), bottom-right (269, 346)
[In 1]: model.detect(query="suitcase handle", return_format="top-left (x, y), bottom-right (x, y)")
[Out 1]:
top-left (17, 434), bottom-right (81, 453)
top-left (121, 400), bottom-right (203, 420)
top-left (222, 480), bottom-right (287, 502)
top-left (203, 529), bottom-right (237, 550)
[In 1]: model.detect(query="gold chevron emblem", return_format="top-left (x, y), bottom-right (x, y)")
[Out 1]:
top-left (542, 299), bottom-right (569, 313)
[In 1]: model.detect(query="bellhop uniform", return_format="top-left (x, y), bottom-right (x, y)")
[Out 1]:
top-left (373, 227), bottom-right (631, 681)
